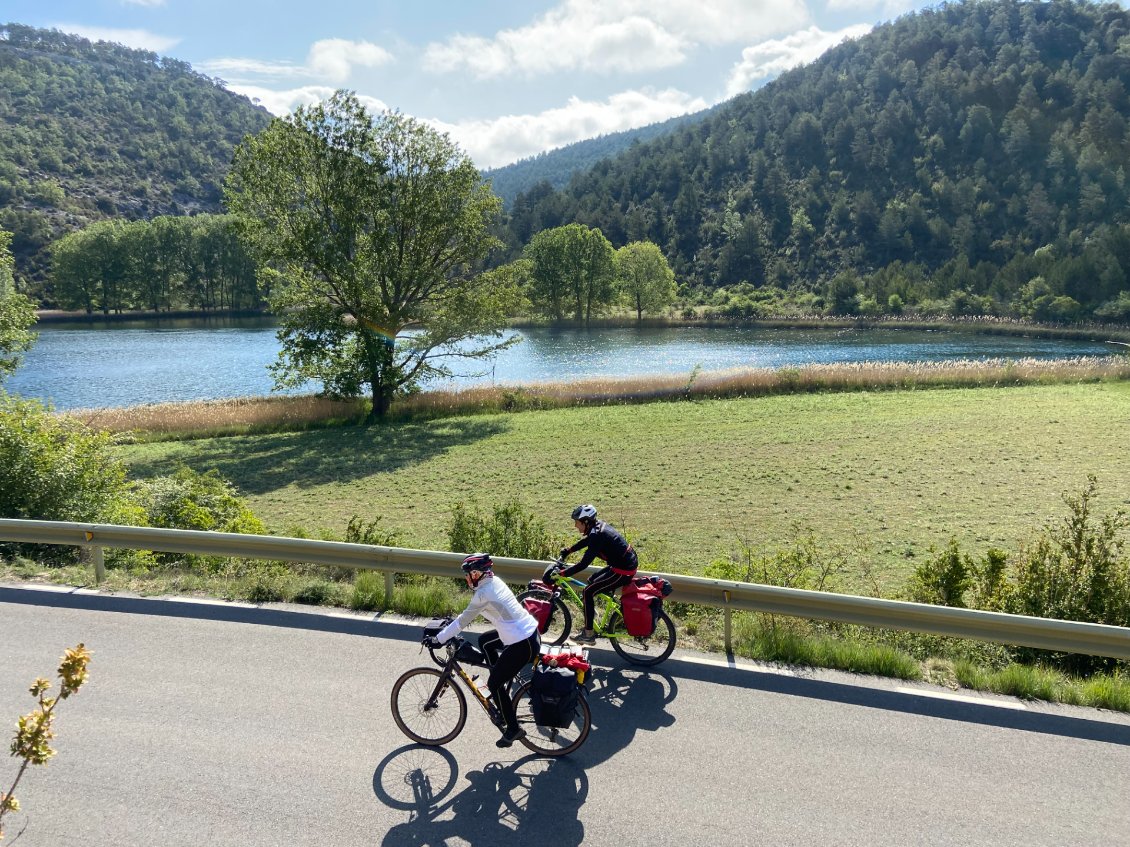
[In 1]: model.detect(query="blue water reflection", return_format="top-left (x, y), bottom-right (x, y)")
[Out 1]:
top-left (7, 319), bottom-right (1115, 410)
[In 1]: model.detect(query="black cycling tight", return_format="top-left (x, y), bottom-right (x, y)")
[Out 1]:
top-left (479, 629), bottom-right (540, 732)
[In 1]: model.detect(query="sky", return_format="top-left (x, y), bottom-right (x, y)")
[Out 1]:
top-left (5, 0), bottom-right (937, 170)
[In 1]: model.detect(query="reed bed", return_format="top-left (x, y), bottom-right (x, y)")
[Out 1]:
top-left (63, 394), bottom-right (365, 437)
top-left (395, 355), bottom-right (1130, 417)
top-left (61, 355), bottom-right (1129, 437)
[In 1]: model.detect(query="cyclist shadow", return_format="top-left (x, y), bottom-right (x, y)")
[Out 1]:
top-left (374, 745), bottom-right (589, 847)
top-left (579, 665), bottom-right (678, 767)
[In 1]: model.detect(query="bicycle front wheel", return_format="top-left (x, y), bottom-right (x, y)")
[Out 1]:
top-left (390, 667), bottom-right (467, 745)
top-left (516, 590), bottom-right (572, 646)
top-left (609, 609), bottom-right (677, 666)
top-left (512, 680), bottom-right (591, 757)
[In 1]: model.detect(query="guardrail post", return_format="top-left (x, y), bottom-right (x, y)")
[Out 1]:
top-left (384, 571), bottom-right (395, 604)
top-left (91, 546), bottom-right (105, 584)
top-left (723, 590), bottom-right (732, 655)
top-left (82, 531), bottom-right (105, 584)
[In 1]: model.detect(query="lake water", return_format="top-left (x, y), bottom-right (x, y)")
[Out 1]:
top-left (5, 317), bottom-right (1117, 410)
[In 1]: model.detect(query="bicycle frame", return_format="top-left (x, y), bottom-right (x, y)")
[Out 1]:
top-left (548, 574), bottom-right (629, 640)
top-left (427, 643), bottom-right (501, 726)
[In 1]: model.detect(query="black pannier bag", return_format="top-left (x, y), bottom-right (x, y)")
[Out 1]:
top-left (529, 664), bottom-right (579, 728)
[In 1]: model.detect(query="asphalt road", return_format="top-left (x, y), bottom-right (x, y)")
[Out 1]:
top-left (2, 584), bottom-right (1129, 846)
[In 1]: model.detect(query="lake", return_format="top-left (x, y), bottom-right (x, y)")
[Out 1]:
top-left (5, 317), bottom-right (1117, 410)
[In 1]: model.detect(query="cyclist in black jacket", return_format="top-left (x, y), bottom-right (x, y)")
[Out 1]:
top-left (555, 504), bottom-right (637, 645)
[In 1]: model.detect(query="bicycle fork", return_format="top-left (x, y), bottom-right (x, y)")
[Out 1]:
top-left (425, 666), bottom-right (457, 711)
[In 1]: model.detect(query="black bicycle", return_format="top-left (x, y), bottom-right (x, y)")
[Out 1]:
top-left (391, 625), bottom-right (592, 758)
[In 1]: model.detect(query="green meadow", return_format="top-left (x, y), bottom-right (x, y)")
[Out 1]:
top-left (117, 380), bottom-right (1130, 593)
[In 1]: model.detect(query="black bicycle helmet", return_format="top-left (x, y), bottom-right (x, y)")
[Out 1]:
top-left (461, 552), bottom-right (493, 574)
top-left (571, 504), bottom-right (597, 522)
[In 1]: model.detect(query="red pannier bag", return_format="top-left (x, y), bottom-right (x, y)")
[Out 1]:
top-left (620, 593), bottom-right (654, 636)
top-left (523, 596), bottom-right (553, 633)
top-left (620, 576), bottom-right (672, 637)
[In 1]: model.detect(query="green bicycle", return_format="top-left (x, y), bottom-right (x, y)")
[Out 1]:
top-left (516, 561), bottom-right (676, 667)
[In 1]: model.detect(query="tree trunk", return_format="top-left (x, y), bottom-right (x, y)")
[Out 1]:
top-left (362, 325), bottom-right (395, 422)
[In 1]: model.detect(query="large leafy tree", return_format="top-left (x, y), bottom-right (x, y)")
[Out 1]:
top-left (225, 91), bottom-right (516, 419)
top-left (614, 241), bottom-right (677, 320)
top-left (524, 224), bottom-right (615, 323)
top-left (0, 229), bottom-right (37, 383)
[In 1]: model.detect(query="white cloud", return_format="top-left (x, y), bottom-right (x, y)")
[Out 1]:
top-left (423, 0), bottom-right (809, 78)
top-left (306, 39), bottom-right (394, 83)
top-left (198, 57), bottom-right (310, 79)
top-left (51, 23), bottom-right (179, 53)
top-left (200, 39), bottom-right (393, 85)
top-left (121, 0), bottom-right (166, 7)
top-left (725, 24), bottom-right (872, 97)
top-left (223, 83), bottom-right (388, 117)
top-left (426, 88), bottom-right (710, 169)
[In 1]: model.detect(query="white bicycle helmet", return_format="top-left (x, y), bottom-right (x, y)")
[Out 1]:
top-left (571, 504), bottom-right (597, 521)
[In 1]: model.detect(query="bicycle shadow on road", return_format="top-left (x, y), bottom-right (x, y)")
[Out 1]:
top-left (663, 655), bottom-right (1130, 747)
top-left (571, 665), bottom-right (678, 767)
top-left (373, 745), bottom-right (588, 847)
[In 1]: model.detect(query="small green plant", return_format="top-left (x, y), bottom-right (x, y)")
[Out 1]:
top-left (349, 571), bottom-right (386, 611)
top-left (2, 644), bottom-right (92, 841)
top-left (290, 579), bottom-right (345, 606)
top-left (343, 515), bottom-right (401, 547)
top-left (239, 570), bottom-right (289, 604)
top-left (394, 577), bottom-right (461, 618)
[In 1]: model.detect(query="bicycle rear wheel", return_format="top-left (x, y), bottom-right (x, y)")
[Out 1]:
top-left (390, 667), bottom-right (467, 745)
top-left (512, 680), bottom-right (591, 757)
top-left (516, 590), bottom-right (572, 646)
top-left (609, 609), bottom-right (676, 666)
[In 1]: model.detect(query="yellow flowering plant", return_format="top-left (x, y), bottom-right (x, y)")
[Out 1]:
top-left (0, 644), bottom-right (91, 841)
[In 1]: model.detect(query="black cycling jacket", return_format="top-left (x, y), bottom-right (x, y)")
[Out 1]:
top-left (560, 521), bottom-right (637, 576)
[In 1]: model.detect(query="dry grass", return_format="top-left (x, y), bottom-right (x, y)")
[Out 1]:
top-left (396, 355), bottom-right (1130, 416)
top-left (63, 394), bottom-right (365, 437)
top-left (61, 355), bottom-right (1130, 439)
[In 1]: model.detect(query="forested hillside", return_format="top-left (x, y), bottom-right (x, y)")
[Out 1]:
top-left (485, 108), bottom-right (715, 208)
top-left (504, 0), bottom-right (1130, 321)
top-left (0, 24), bottom-right (272, 289)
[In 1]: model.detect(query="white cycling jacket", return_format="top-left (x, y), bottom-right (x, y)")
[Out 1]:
top-left (437, 574), bottom-right (538, 646)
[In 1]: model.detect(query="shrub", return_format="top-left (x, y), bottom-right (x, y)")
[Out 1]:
top-left (1005, 476), bottom-right (1130, 672)
top-left (131, 465), bottom-right (266, 535)
top-left (130, 465), bottom-right (266, 571)
top-left (1007, 476), bottom-right (1130, 627)
top-left (706, 531), bottom-right (850, 592)
top-left (0, 395), bottom-right (133, 540)
top-left (447, 498), bottom-right (557, 560)
top-left (907, 540), bottom-right (973, 607)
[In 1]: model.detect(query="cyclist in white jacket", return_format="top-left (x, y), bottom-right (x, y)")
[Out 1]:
top-left (430, 553), bottom-right (540, 747)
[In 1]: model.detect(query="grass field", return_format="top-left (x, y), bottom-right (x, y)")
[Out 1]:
top-left (115, 380), bottom-right (1130, 593)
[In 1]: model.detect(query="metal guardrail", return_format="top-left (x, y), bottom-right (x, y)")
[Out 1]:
top-left (2, 518), bottom-right (1129, 660)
